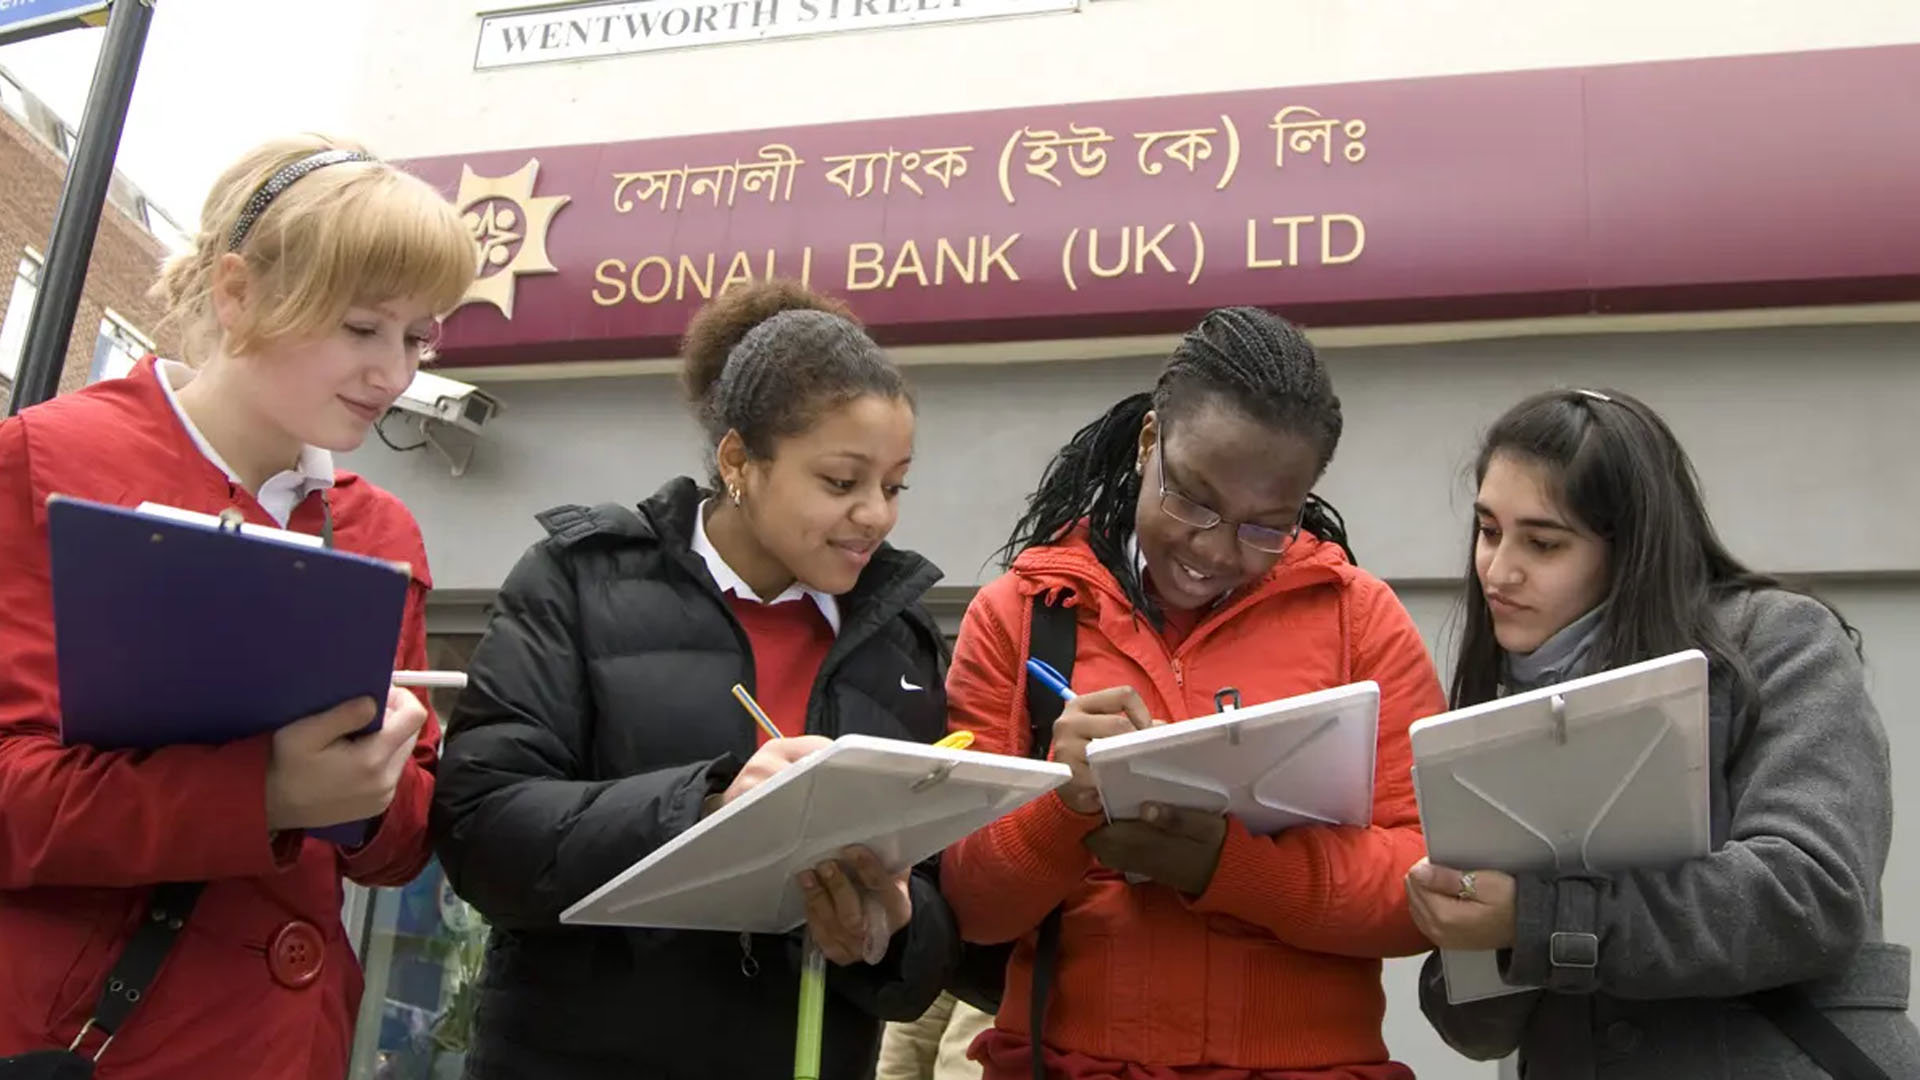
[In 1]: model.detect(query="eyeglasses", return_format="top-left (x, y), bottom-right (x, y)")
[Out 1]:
top-left (1152, 450), bottom-right (1302, 555)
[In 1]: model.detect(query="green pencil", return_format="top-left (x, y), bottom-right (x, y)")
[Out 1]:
top-left (732, 681), bottom-right (827, 1078)
top-left (733, 680), bottom-right (826, 1079)
top-left (794, 933), bottom-right (827, 1080)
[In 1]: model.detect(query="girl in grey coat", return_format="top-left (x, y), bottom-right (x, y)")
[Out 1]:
top-left (1405, 388), bottom-right (1919, 1080)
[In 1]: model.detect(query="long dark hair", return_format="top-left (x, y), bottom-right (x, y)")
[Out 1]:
top-left (997, 307), bottom-right (1352, 621)
top-left (1450, 388), bottom-right (1858, 715)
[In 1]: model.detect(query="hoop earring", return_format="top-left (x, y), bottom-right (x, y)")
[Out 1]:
top-left (728, 485), bottom-right (742, 505)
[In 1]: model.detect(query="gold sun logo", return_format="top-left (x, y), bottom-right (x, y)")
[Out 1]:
top-left (454, 159), bottom-right (569, 319)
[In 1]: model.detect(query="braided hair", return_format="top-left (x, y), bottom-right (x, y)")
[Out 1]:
top-left (681, 279), bottom-right (909, 483)
top-left (998, 307), bottom-right (1353, 619)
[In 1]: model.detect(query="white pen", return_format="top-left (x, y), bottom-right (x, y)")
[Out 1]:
top-left (392, 670), bottom-right (469, 690)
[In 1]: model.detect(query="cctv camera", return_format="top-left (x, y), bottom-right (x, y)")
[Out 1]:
top-left (391, 371), bottom-right (502, 433)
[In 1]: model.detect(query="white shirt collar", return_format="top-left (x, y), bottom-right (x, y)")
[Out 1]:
top-left (153, 359), bottom-right (335, 528)
top-left (691, 499), bottom-right (841, 635)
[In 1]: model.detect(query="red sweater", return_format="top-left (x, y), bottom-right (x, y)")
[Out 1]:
top-left (941, 532), bottom-right (1443, 1076)
top-left (728, 594), bottom-right (835, 742)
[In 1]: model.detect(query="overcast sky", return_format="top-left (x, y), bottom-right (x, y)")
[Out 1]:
top-left (0, 0), bottom-right (375, 232)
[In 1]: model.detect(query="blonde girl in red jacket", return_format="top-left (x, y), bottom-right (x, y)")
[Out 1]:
top-left (941, 308), bottom-right (1445, 1080)
top-left (0, 135), bottom-right (474, 1078)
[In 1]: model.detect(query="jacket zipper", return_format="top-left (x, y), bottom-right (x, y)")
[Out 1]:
top-left (1111, 563), bottom-right (1345, 710)
top-left (802, 571), bottom-right (932, 736)
top-left (738, 931), bottom-right (759, 978)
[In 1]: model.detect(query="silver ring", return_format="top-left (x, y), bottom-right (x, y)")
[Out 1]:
top-left (1457, 871), bottom-right (1479, 902)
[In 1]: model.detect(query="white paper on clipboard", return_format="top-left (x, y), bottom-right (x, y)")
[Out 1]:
top-left (561, 735), bottom-right (1070, 934)
top-left (1409, 650), bottom-right (1712, 1003)
top-left (1085, 681), bottom-right (1380, 837)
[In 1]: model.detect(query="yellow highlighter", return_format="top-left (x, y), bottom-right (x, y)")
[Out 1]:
top-left (933, 731), bottom-right (974, 751)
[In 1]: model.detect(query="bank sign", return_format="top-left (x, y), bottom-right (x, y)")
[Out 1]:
top-left (475, 0), bottom-right (1081, 70)
top-left (401, 44), bottom-right (1920, 369)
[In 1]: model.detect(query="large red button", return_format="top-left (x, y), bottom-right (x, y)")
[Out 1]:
top-left (267, 920), bottom-right (325, 990)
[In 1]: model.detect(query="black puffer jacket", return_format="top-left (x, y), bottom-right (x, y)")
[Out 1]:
top-left (431, 478), bottom-right (959, 1080)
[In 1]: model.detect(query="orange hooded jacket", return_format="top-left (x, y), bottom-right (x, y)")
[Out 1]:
top-left (942, 530), bottom-right (1442, 1073)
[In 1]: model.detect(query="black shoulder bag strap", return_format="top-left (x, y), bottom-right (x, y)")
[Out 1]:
top-left (1748, 986), bottom-right (1892, 1080)
top-left (0, 882), bottom-right (205, 1077)
top-left (1023, 593), bottom-right (1075, 1080)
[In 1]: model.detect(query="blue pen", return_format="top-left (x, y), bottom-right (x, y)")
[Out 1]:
top-left (1024, 658), bottom-right (1075, 702)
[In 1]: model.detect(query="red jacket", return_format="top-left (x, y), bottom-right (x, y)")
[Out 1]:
top-left (942, 532), bottom-right (1443, 1075)
top-left (0, 360), bottom-right (438, 1078)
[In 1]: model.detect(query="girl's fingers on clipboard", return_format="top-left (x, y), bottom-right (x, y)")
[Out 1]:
top-left (1071, 686), bottom-right (1154, 729)
top-left (798, 861), bottom-right (866, 965)
top-left (380, 687), bottom-right (429, 744)
top-left (797, 849), bottom-right (908, 966)
top-left (842, 846), bottom-right (911, 935)
top-left (1404, 859), bottom-right (1519, 951)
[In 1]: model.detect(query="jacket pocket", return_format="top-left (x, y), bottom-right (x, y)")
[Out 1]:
top-left (0, 890), bottom-right (128, 1034)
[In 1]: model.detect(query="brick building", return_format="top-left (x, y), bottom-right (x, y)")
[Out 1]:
top-left (0, 62), bottom-right (180, 412)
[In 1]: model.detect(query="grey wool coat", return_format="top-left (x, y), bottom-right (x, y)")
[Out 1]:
top-left (1419, 589), bottom-right (1920, 1080)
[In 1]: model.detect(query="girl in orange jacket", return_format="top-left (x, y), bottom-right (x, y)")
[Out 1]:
top-left (941, 308), bottom-right (1445, 1080)
top-left (0, 135), bottom-right (474, 1079)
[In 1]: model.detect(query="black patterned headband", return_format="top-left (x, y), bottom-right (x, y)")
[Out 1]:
top-left (227, 149), bottom-right (375, 251)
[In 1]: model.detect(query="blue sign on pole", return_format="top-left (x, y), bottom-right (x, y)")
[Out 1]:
top-left (0, 0), bottom-right (110, 47)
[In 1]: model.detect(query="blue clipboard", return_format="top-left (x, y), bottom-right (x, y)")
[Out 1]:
top-left (46, 495), bottom-right (412, 846)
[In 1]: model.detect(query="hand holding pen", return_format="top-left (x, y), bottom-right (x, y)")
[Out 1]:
top-left (713, 684), bottom-right (833, 811)
top-left (1025, 658), bottom-right (1154, 815)
top-left (721, 684), bottom-right (910, 973)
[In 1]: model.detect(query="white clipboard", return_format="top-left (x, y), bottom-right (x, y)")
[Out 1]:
top-left (560, 735), bottom-right (1071, 933)
top-left (1409, 650), bottom-right (1711, 1003)
top-left (1084, 681), bottom-right (1380, 836)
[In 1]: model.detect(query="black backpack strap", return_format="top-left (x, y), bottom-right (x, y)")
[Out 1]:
top-left (1027, 906), bottom-right (1065, 1080)
top-left (1749, 985), bottom-right (1893, 1080)
top-left (1023, 593), bottom-right (1075, 1080)
top-left (1023, 593), bottom-right (1075, 761)
top-left (66, 881), bottom-right (205, 1063)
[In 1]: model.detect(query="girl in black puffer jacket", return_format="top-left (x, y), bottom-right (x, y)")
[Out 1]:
top-left (431, 280), bottom-right (960, 1080)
